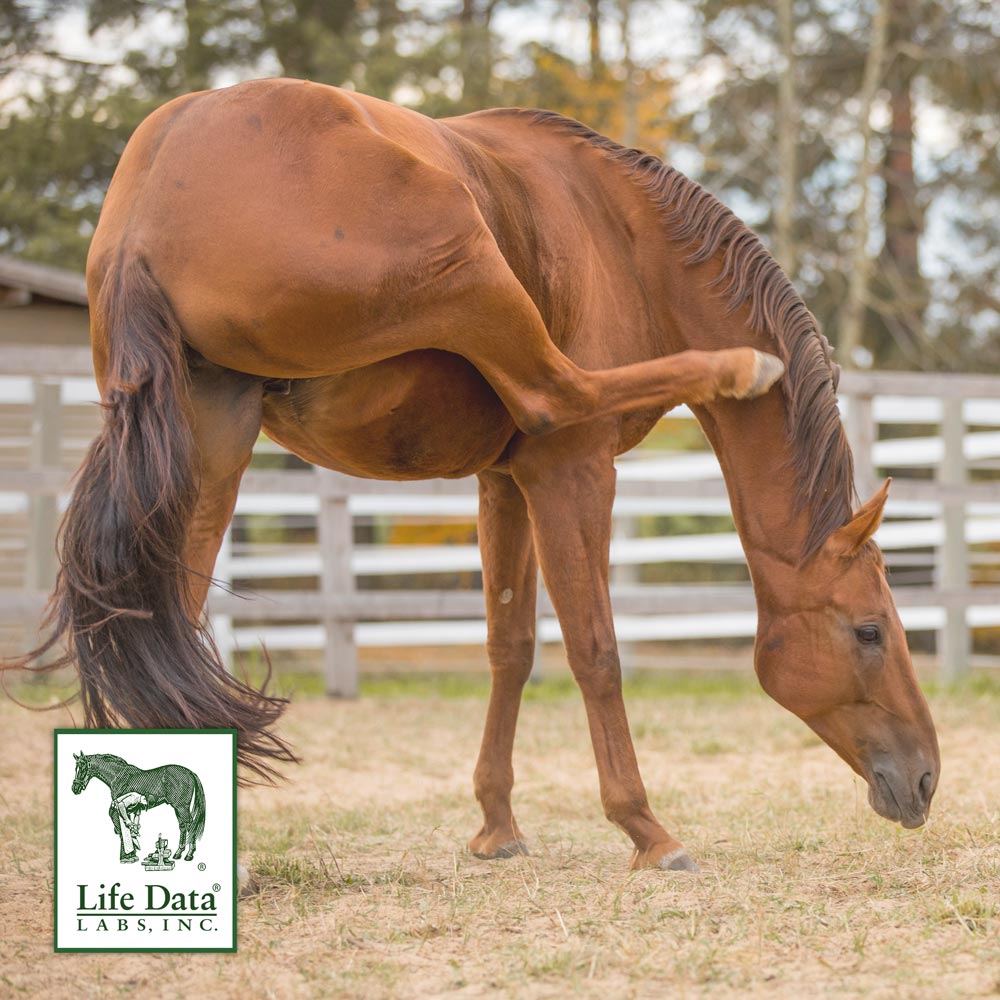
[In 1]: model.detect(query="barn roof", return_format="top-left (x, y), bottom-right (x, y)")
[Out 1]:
top-left (0, 255), bottom-right (88, 306)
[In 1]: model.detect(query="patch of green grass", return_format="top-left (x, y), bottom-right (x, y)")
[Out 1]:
top-left (250, 854), bottom-right (331, 889)
top-left (354, 670), bottom-right (764, 703)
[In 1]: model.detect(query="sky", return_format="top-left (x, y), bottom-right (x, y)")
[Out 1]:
top-left (3, 0), bottom-right (974, 325)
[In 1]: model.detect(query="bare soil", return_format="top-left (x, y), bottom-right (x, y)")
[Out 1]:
top-left (1, 678), bottom-right (999, 999)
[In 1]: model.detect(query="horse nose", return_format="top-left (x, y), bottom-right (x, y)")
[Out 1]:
top-left (918, 770), bottom-right (936, 809)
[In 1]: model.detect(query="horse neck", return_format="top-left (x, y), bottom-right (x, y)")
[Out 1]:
top-left (642, 247), bottom-right (819, 578)
top-left (89, 756), bottom-right (123, 788)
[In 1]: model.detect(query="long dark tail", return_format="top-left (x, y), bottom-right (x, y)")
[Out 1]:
top-left (191, 771), bottom-right (206, 841)
top-left (11, 256), bottom-right (295, 782)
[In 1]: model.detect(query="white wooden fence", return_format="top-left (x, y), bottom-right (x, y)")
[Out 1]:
top-left (2, 345), bottom-right (1000, 694)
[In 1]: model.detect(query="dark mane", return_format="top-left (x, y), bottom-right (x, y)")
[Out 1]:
top-left (523, 109), bottom-right (856, 559)
top-left (90, 753), bottom-right (132, 768)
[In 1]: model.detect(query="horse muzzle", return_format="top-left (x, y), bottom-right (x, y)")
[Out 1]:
top-left (866, 755), bottom-right (938, 829)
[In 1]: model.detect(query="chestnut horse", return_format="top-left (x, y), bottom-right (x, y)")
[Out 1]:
top-left (23, 79), bottom-right (939, 872)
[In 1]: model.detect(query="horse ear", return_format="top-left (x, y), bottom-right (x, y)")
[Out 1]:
top-left (73, 752), bottom-right (81, 760)
top-left (825, 478), bottom-right (891, 560)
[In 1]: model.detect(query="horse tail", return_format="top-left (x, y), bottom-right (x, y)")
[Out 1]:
top-left (10, 254), bottom-right (295, 782)
top-left (190, 771), bottom-right (206, 841)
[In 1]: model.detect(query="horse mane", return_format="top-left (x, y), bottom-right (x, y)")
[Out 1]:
top-left (90, 753), bottom-right (133, 769)
top-left (520, 109), bottom-right (856, 559)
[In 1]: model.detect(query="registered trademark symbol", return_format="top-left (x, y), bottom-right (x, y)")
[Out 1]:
top-left (198, 863), bottom-right (206, 871)
top-left (212, 883), bottom-right (221, 892)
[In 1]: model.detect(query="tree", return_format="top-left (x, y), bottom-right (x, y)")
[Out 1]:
top-left (677, 0), bottom-right (1000, 371)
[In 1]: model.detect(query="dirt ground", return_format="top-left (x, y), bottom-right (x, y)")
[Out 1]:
top-left (1, 675), bottom-right (999, 999)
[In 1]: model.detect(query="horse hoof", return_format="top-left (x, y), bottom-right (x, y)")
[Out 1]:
top-left (121, 854), bottom-right (138, 864)
top-left (657, 848), bottom-right (700, 873)
top-left (741, 350), bottom-right (785, 399)
top-left (237, 863), bottom-right (259, 898)
top-left (472, 839), bottom-right (530, 860)
top-left (173, 852), bottom-right (182, 860)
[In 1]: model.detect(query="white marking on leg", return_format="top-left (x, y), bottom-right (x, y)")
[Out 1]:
top-left (500, 588), bottom-right (514, 604)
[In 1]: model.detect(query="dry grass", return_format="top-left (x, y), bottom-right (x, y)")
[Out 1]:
top-left (2, 674), bottom-right (1000, 999)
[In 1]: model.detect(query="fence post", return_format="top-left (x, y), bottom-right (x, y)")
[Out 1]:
top-left (26, 379), bottom-right (60, 660)
top-left (939, 397), bottom-right (969, 681)
top-left (211, 528), bottom-right (235, 673)
top-left (530, 571), bottom-right (545, 683)
top-left (26, 379), bottom-right (60, 595)
top-left (844, 390), bottom-right (876, 502)
top-left (317, 470), bottom-right (358, 697)
top-left (612, 515), bottom-right (638, 675)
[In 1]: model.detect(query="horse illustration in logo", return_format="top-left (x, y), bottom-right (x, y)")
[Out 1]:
top-left (71, 752), bottom-right (206, 864)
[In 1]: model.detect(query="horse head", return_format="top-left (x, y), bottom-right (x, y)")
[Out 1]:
top-left (753, 479), bottom-right (940, 829)
top-left (71, 752), bottom-right (93, 794)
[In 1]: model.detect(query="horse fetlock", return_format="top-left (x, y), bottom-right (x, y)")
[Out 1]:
top-left (630, 841), bottom-right (699, 872)
top-left (720, 348), bottom-right (785, 400)
top-left (469, 828), bottom-right (529, 860)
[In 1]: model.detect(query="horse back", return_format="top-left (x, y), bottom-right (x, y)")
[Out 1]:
top-left (89, 79), bottom-right (503, 379)
top-left (117, 764), bottom-right (197, 809)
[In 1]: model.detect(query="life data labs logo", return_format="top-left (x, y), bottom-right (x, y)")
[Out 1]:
top-left (54, 729), bottom-right (237, 953)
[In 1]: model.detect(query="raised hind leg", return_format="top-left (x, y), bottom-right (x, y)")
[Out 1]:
top-left (510, 425), bottom-right (698, 872)
top-left (468, 470), bottom-right (537, 860)
top-left (108, 803), bottom-right (122, 837)
top-left (427, 249), bottom-right (784, 437)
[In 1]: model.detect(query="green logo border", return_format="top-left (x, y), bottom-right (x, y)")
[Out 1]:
top-left (53, 728), bottom-right (238, 954)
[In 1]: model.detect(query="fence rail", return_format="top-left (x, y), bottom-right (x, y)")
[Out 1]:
top-left (2, 346), bottom-right (999, 694)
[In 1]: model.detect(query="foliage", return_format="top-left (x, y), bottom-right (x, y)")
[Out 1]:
top-left (1, 0), bottom-right (997, 370)
top-left (677, 0), bottom-right (1000, 369)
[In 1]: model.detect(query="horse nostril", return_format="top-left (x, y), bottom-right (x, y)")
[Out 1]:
top-left (919, 771), bottom-right (934, 805)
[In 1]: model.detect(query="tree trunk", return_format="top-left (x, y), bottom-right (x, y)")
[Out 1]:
top-left (589, 0), bottom-right (603, 79)
top-left (875, 0), bottom-right (928, 364)
top-left (459, 0), bottom-right (493, 110)
top-left (182, 0), bottom-right (212, 91)
top-left (619, 0), bottom-right (637, 147)
top-left (774, 0), bottom-right (797, 277)
top-left (839, 0), bottom-right (891, 368)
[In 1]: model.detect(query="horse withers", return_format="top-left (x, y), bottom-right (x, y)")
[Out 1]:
top-left (20, 79), bottom-right (938, 871)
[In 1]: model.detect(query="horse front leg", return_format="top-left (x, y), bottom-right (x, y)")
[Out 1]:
top-left (510, 427), bottom-right (699, 872)
top-left (468, 470), bottom-right (538, 860)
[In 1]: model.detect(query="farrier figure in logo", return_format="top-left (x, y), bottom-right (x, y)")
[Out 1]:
top-left (71, 752), bottom-right (206, 864)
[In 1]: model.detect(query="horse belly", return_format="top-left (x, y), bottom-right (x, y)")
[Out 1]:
top-left (261, 350), bottom-right (515, 479)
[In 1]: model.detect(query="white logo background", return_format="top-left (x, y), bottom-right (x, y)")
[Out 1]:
top-left (55, 730), bottom-right (236, 951)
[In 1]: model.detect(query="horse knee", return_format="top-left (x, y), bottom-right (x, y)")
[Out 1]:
top-left (570, 646), bottom-right (623, 699)
top-left (487, 635), bottom-right (535, 684)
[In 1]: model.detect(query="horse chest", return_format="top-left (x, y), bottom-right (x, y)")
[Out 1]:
top-left (261, 350), bottom-right (516, 479)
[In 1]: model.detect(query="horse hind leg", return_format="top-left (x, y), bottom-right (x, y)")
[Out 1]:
top-left (430, 250), bottom-right (784, 436)
top-left (173, 821), bottom-right (187, 860)
top-left (172, 805), bottom-right (191, 860)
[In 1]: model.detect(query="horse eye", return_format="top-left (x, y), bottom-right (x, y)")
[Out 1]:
top-left (856, 625), bottom-right (882, 645)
